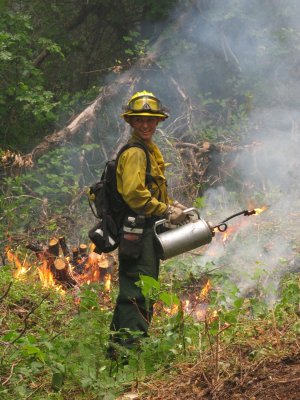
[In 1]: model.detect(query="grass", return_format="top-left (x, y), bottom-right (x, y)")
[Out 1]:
top-left (0, 259), bottom-right (299, 399)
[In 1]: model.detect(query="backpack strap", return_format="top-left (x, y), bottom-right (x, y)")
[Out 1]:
top-left (116, 142), bottom-right (156, 191)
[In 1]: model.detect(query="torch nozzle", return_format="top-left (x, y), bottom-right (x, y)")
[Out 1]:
top-left (244, 209), bottom-right (256, 216)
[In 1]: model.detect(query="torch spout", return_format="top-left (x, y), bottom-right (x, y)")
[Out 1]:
top-left (243, 209), bottom-right (256, 216)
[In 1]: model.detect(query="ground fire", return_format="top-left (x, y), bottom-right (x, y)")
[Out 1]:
top-left (6, 236), bottom-right (116, 293)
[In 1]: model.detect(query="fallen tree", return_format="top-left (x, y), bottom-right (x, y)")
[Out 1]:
top-left (0, 0), bottom-right (253, 200)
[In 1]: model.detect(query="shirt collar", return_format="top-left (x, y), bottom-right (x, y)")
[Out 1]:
top-left (130, 132), bottom-right (156, 152)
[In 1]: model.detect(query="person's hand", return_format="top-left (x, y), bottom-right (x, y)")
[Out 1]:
top-left (166, 205), bottom-right (187, 225)
top-left (170, 206), bottom-right (186, 224)
top-left (173, 201), bottom-right (199, 223)
top-left (173, 200), bottom-right (187, 210)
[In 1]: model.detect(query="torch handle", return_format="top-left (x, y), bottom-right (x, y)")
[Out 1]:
top-left (154, 207), bottom-right (200, 230)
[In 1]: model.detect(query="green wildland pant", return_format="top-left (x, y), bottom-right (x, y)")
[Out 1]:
top-left (110, 227), bottom-right (160, 348)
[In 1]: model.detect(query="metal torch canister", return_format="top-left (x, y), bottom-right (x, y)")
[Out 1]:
top-left (154, 208), bottom-right (213, 260)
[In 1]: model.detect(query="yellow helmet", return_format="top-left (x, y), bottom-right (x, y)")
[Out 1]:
top-left (121, 90), bottom-right (169, 122)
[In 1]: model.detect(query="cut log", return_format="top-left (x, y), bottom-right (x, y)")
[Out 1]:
top-left (52, 257), bottom-right (77, 288)
top-left (26, 237), bottom-right (117, 287)
top-left (26, 238), bottom-right (76, 288)
top-left (26, 243), bottom-right (44, 253)
top-left (72, 246), bottom-right (79, 260)
top-left (79, 244), bottom-right (87, 256)
top-left (53, 258), bottom-right (67, 270)
top-left (48, 238), bottom-right (60, 257)
top-left (59, 236), bottom-right (70, 256)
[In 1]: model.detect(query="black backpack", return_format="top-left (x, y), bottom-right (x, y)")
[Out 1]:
top-left (88, 142), bottom-right (153, 253)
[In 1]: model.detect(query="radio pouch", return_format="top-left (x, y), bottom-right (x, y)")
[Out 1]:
top-left (119, 214), bottom-right (145, 259)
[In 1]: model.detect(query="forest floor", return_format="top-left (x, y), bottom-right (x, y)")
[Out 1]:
top-left (1, 239), bottom-right (299, 400)
top-left (136, 350), bottom-right (300, 399)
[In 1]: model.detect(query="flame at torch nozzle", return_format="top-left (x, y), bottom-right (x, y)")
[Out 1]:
top-left (253, 205), bottom-right (268, 215)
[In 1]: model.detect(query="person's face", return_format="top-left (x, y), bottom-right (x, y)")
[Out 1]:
top-left (130, 116), bottom-right (159, 142)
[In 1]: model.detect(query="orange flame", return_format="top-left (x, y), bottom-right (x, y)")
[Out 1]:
top-left (6, 249), bottom-right (31, 279)
top-left (222, 231), bottom-right (228, 244)
top-left (38, 259), bottom-right (55, 287)
top-left (104, 273), bottom-right (111, 291)
top-left (163, 303), bottom-right (179, 316)
top-left (200, 280), bottom-right (212, 301)
top-left (76, 252), bottom-right (100, 284)
top-left (6, 242), bottom-right (116, 299)
top-left (222, 225), bottom-right (238, 244)
top-left (38, 260), bottom-right (65, 294)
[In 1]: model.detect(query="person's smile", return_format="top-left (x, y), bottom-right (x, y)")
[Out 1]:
top-left (130, 116), bottom-right (159, 142)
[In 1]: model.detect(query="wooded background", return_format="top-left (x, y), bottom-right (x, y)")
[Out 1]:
top-left (1, 0), bottom-right (300, 245)
top-left (1, 3), bottom-right (300, 399)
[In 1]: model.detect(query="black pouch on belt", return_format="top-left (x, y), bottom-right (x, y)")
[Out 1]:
top-left (119, 214), bottom-right (145, 259)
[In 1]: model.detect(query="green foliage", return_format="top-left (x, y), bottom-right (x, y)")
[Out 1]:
top-left (193, 92), bottom-right (250, 142)
top-left (134, 0), bottom-right (179, 21)
top-left (1, 258), bottom-right (299, 399)
top-left (0, 144), bottom-right (102, 247)
top-left (123, 30), bottom-right (149, 59)
top-left (137, 274), bottom-right (180, 306)
top-left (193, 196), bottom-right (206, 209)
top-left (0, 10), bottom-right (62, 150)
top-left (275, 273), bottom-right (300, 323)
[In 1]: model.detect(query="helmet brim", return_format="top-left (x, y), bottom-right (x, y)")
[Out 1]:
top-left (121, 111), bottom-right (168, 122)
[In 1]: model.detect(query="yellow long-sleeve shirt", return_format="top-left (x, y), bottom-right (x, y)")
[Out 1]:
top-left (116, 133), bottom-right (172, 217)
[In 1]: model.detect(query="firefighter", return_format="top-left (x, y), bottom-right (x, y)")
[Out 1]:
top-left (108, 90), bottom-right (187, 360)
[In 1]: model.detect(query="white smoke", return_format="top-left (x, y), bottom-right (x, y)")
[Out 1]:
top-left (197, 107), bottom-right (300, 302)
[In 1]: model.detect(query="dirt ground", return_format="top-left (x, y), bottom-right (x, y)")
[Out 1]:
top-left (137, 350), bottom-right (300, 400)
top-left (218, 353), bottom-right (300, 400)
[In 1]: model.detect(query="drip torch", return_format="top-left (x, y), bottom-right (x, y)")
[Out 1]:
top-left (154, 207), bottom-right (267, 260)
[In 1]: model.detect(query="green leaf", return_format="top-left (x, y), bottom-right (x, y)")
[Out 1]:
top-left (51, 371), bottom-right (64, 392)
top-left (0, 49), bottom-right (12, 60)
top-left (125, 48), bottom-right (134, 55)
top-left (140, 275), bottom-right (160, 289)
top-left (159, 291), bottom-right (180, 306)
top-left (233, 297), bottom-right (244, 309)
top-left (292, 320), bottom-right (300, 334)
top-left (138, 275), bottom-right (160, 298)
top-left (21, 344), bottom-right (46, 362)
top-left (193, 197), bottom-right (206, 209)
